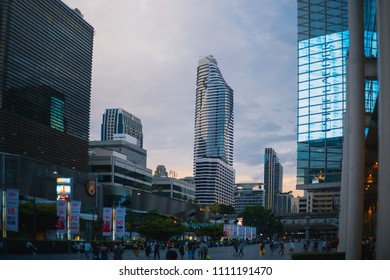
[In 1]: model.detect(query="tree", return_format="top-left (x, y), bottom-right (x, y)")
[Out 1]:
top-left (137, 219), bottom-right (189, 241)
top-left (209, 204), bottom-right (235, 215)
top-left (241, 205), bottom-right (283, 239)
top-left (19, 201), bottom-right (57, 239)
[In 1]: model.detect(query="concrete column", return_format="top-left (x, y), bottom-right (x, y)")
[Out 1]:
top-left (338, 111), bottom-right (349, 252)
top-left (376, 0), bottom-right (390, 260)
top-left (345, 0), bottom-right (365, 260)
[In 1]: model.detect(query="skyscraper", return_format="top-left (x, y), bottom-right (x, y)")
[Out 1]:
top-left (101, 108), bottom-right (143, 148)
top-left (0, 0), bottom-right (94, 171)
top-left (193, 55), bottom-right (235, 205)
top-left (296, 0), bottom-right (377, 194)
top-left (264, 148), bottom-right (283, 212)
top-left (0, 0), bottom-right (94, 202)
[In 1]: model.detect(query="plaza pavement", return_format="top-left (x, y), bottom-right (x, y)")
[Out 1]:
top-left (0, 242), bottom-right (306, 261)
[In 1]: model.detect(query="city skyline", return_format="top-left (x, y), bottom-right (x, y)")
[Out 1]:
top-left (63, 0), bottom-right (299, 195)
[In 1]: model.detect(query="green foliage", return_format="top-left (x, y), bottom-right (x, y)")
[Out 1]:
top-left (193, 224), bottom-right (223, 240)
top-left (137, 219), bottom-right (189, 241)
top-left (209, 204), bottom-right (235, 215)
top-left (19, 201), bottom-right (57, 239)
top-left (241, 205), bottom-right (283, 238)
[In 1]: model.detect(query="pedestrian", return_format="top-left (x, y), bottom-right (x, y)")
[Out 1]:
top-left (199, 242), bottom-right (208, 260)
top-left (289, 240), bottom-right (295, 255)
top-left (145, 242), bottom-right (152, 259)
top-left (153, 241), bottom-right (161, 260)
top-left (187, 241), bottom-right (195, 259)
top-left (313, 239), bottom-right (319, 252)
top-left (178, 243), bottom-right (185, 259)
top-left (92, 242), bottom-right (100, 260)
top-left (279, 240), bottom-right (285, 255)
top-left (26, 241), bottom-right (38, 255)
top-left (84, 241), bottom-right (92, 259)
top-left (133, 241), bottom-right (140, 259)
top-left (165, 249), bottom-right (178, 260)
top-left (322, 240), bottom-right (328, 252)
top-left (113, 242), bottom-right (125, 260)
top-left (233, 240), bottom-right (239, 256)
top-left (238, 240), bottom-right (244, 256)
top-left (269, 241), bottom-right (275, 253)
top-left (100, 243), bottom-right (109, 260)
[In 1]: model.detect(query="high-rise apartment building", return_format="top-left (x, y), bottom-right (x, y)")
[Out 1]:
top-left (0, 0), bottom-right (95, 204)
top-left (193, 55), bottom-right (235, 205)
top-left (264, 148), bottom-right (283, 212)
top-left (296, 0), bottom-right (377, 195)
top-left (101, 108), bottom-right (143, 148)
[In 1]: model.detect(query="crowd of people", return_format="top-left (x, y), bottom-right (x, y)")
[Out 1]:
top-left (64, 234), bottom-right (378, 260)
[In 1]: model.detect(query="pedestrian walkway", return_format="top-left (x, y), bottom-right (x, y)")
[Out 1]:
top-left (0, 242), bottom-right (306, 261)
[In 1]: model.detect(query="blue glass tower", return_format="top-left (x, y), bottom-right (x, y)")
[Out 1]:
top-left (297, 0), bottom-right (378, 192)
top-left (193, 55), bottom-right (235, 205)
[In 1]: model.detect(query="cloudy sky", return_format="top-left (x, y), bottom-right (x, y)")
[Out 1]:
top-left (63, 0), bottom-right (301, 195)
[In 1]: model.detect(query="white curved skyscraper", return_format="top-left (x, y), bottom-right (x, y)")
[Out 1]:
top-left (193, 55), bottom-right (235, 205)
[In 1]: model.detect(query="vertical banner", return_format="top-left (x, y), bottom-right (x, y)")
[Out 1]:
top-left (115, 207), bottom-right (125, 238)
top-left (70, 201), bottom-right (81, 234)
top-left (56, 200), bottom-right (67, 234)
top-left (229, 224), bottom-right (237, 239)
top-left (245, 226), bottom-right (251, 240)
top-left (102, 207), bottom-right (113, 236)
top-left (251, 227), bottom-right (257, 240)
top-left (238, 225), bottom-right (245, 240)
top-left (6, 188), bottom-right (19, 232)
top-left (223, 224), bottom-right (229, 238)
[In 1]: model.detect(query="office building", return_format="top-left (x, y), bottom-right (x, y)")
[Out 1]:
top-left (193, 55), bottom-right (235, 205)
top-left (276, 192), bottom-right (293, 215)
top-left (298, 0), bottom-right (390, 259)
top-left (0, 0), bottom-right (94, 202)
top-left (101, 108), bottom-right (143, 148)
top-left (234, 183), bottom-right (265, 213)
top-left (152, 176), bottom-right (196, 203)
top-left (264, 148), bottom-right (283, 212)
top-left (296, 0), bottom-right (377, 195)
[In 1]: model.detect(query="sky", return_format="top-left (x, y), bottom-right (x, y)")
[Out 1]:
top-left (63, 0), bottom-right (301, 196)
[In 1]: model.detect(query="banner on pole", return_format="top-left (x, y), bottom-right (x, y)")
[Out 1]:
top-left (102, 207), bottom-right (113, 236)
top-left (6, 188), bottom-right (19, 232)
top-left (115, 208), bottom-right (126, 238)
top-left (70, 201), bottom-right (81, 234)
top-left (56, 200), bottom-right (67, 234)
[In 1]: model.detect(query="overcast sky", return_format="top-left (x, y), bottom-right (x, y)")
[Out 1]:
top-left (63, 0), bottom-right (301, 195)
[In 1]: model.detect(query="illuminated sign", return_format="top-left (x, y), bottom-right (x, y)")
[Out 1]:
top-left (56, 177), bottom-right (72, 201)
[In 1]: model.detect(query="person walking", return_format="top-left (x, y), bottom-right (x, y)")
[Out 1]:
top-left (233, 240), bottom-right (239, 256)
top-left (238, 240), bottom-right (245, 256)
top-left (113, 242), bottom-right (125, 260)
top-left (133, 241), bottom-right (140, 259)
top-left (26, 241), bottom-right (38, 255)
top-left (279, 240), bottom-right (285, 255)
top-left (288, 240), bottom-right (295, 255)
top-left (145, 242), bottom-right (152, 259)
top-left (178, 243), bottom-right (185, 259)
top-left (100, 243), bottom-right (109, 260)
top-left (199, 242), bottom-right (209, 260)
top-left (153, 241), bottom-right (161, 260)
top-left (84, 241), bottom-right (92, 259)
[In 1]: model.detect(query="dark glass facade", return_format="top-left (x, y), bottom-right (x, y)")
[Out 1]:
top-left (101, 108), bottom-right (143, 148)
top-left (0, 0), bottom-right (94, 171)
top-left (264, 148), bottom-right (283, 212)
top-left (297, 0), bottom-right (378, 187)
